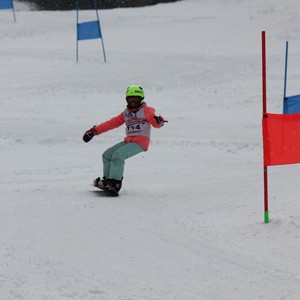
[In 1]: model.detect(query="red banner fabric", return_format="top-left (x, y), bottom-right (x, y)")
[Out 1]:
top-left (263, 113), bottom-right (300, 166)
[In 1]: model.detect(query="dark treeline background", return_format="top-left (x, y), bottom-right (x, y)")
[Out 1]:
top-left (19, 0), bottom-right (182, 10)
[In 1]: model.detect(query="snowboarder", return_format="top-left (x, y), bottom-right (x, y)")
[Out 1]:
top-left (83, 85), bottom-right (166, 195)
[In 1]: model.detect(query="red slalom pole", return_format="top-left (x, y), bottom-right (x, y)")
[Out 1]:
top-left (262, 31), bottom-right (267, 115)
top-left (262, 31), bottom-right (269, 224)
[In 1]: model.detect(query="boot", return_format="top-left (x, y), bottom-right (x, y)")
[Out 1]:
top-left (106, 178), bottom-right (123, 193)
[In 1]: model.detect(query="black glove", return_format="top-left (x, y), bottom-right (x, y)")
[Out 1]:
top-left (154, 115), bottom-right (165, 127)
top-left (83, 126), bottom-right (97, 143)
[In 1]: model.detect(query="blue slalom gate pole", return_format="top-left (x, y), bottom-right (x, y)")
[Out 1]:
top-left (283, 41), bottom-right (288, 100)
top-left (76, 0), bottom-right (79, 62)
top-left (93, 0), bottom-right (106, 62)
top-left (11, 0), bottom-right (16, 22)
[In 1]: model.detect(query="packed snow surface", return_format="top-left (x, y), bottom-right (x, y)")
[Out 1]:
top-left (1, 0), bottom-right (300, 299)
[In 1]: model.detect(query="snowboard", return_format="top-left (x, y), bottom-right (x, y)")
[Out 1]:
top-left (93, 185), bottom-right (119, 197)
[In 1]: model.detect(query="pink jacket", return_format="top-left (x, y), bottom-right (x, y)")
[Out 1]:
top-left (94, 103), bottom-right (161, 150)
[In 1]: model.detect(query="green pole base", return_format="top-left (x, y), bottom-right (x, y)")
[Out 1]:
top-left (264, 211), bottom-right (269, 224)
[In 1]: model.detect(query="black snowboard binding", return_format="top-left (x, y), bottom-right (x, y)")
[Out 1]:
top-left (106, 179), bottom-right (122, 194)
top-left (93, 177), bottom-right (122, 197)
top-left (93, 177), bottom-right (109, 190)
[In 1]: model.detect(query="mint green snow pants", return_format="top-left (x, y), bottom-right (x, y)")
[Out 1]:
top-left (102, 141), bottom-right (144, 181)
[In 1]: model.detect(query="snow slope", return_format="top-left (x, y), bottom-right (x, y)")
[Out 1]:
top-left (1, 0), bottom-right (300, 299)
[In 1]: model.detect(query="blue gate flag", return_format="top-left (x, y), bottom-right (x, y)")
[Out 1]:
top-left (283, 95), bottom-right (300, 114)
top-left (282, 41), bottom-right (300, 114)
top-left (0, 0), bottom-right (16, 21)
top-left (76, 0), bottom-right (106, 62)
top-left (77, 20), bottom-right (102, 40)
top-left (0, 0), bottom-right (13, 9)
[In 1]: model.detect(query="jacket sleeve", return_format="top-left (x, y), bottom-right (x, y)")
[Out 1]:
top-left (94, 112), bottom-right (125, 134)
top-left (144, 106), bottom-right (161, 128)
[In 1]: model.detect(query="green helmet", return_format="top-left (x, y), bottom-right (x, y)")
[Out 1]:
top-left (126, 85), bottom-right (144, 99)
